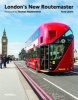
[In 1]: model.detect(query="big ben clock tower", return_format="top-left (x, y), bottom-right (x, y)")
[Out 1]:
top-left (2, 29), bottom-right (8, 56)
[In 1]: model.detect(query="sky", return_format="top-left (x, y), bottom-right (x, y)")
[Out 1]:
top-left (0, 0), bottom-right (78, 57)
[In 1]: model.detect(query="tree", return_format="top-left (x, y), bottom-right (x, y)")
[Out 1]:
top-left (74, 49), bottom-right (77, 53)
top-left (19, 48), bottom-right (26, 60)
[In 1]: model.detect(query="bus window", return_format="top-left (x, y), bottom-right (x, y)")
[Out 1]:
top-left (50, 44), bottom-right (65, 60)
top-left (41, 48), bottom-right (44, 58)
top-left (65, 30), bottom-right (73, 37)
top-left (37, 48), bottom-right (40, 57)
top-left (31, 50), bottom-right (33, 58)
top-left (32, 50), bottom-right (36, 58)
top-left (35, 48), bottom-right (40, 58)
top-left (50, 45), bottom-right (57, 60)
top-left (49, 45), bottom-right (53, 60)
top-left (56, 45), bottom-right (64, 59)
top-left (40, 36), bottom-right (43, 43)
top-left (32, 48), bottom-right (40, 58)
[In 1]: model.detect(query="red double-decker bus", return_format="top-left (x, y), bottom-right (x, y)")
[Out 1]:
top-left (25, 22), bottom-right (74, 72)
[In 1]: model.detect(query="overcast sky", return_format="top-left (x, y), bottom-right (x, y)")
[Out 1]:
top-left (0, 0), bottom-right (78, 57)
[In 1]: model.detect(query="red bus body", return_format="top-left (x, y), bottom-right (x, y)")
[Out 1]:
top-left (25, 22), bottom-right (74, 72)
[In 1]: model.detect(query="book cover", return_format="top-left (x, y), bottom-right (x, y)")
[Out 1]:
top-left (0, 1), bottom-right (78, 100)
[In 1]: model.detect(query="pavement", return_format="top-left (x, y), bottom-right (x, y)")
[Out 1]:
top-left (0, 61), bottom-right (39, 100)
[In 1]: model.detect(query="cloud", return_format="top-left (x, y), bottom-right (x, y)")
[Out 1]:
top-left (0, 0), bottom-right (8, 5)
top-left (74, 40), bottom-right (78, 52)
top-left (0, 38), bottom-right (25, 57)
top-left (35, 0), bottom-right (78, 4)
top-left (0, 0), bottom-right (27, 5)
top-left (8, 42), bottom-right (25, 57)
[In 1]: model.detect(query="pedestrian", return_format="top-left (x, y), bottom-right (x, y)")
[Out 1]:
top-left (0, 55), bottom-right (3, 69)
top-left (7, 56), bottom-right (10, 64)
top-left (3, 55), bottom-right (7, 68)
top-left (10, 57), bottom-right (12, 62)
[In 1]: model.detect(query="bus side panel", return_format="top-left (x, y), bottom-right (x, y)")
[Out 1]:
top-left (34, 58), bottom-right (40, 71)
top-left (53, 40), bottom-right (74, 72)
top-left (29, 58), bottom-right (35, 68)
top-left (26, 58), bottom-right (40, 71)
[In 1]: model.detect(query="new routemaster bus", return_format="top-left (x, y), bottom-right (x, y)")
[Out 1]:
top-left (25, 22), bottom-right (74, 72)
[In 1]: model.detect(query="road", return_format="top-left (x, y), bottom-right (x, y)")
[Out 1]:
top-left (14, 61), bottom-right (78, 100)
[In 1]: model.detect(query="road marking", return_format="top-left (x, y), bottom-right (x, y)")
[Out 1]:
top-left (28, 69), bottom-right (36, 74)
top-left (43, 78), bottom-right (78, 100)
top-left (4, 93), bottom-right (16, 96)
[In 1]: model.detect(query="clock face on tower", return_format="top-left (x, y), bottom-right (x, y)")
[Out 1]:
top-left (3, 39), bottom-right (6, 42)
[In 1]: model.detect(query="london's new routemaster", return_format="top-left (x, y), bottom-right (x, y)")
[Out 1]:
top-left (25, 22), bottom-right (74, 72)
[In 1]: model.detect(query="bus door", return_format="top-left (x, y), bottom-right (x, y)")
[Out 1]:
top-left (40, 45), bottom-right (49, 71)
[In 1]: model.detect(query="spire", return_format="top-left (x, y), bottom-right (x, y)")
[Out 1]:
top-left (4, 28), bottom-right (6, 32)
top-left (3, 28), bottom-right (6, 37)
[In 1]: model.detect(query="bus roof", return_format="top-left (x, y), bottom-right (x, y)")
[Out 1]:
top-left (25, 22), bottom-right (70, 42)
top-left (41, 22), bottom-right (70, 29)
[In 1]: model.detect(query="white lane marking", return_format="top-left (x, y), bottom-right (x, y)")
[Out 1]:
top-left (28, 69), bottom-right (36, 74)
top-left (43, 78), bottom-right (78, 100)
top-left (4, 93), bottom-right (16, 96)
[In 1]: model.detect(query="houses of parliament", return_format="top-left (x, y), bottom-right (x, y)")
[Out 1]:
top-left (1, 29), bottom-right (8, 56)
